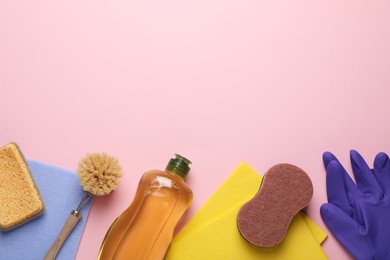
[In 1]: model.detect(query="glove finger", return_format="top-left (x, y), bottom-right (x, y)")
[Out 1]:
top-left (323, 151), bottom-right (339, 168)
top-left (320, 203), bottom-right (366, 259)
top-left (325, 160), bottom-right (354, 215)
top-left (350, 150), bottom-right (383, 198)
top-left (373, 152), bottom-right (390, 195)
top-left (322, 152), bottom-right (359, 202)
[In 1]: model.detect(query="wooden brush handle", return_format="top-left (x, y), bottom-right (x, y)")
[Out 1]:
top-left (44, 213), bottom-right (81, 260)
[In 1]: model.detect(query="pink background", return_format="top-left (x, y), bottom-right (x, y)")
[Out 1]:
top-left (1, 1), bottom-right (390, 259)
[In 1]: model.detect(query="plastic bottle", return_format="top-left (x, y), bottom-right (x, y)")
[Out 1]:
top-left (98, 154), bottom-right (193, 260)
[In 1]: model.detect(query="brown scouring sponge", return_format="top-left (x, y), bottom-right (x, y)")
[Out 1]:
top-left (0, 143), bottom-right (44, 231)
top-left (237, 163), bottom-right (313, 247)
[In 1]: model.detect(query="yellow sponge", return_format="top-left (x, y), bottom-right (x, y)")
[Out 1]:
top-left (0, 143), bottom-right (44, 231)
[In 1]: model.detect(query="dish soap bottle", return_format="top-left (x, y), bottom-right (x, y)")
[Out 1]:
top-left (98, 154), bottom-right (193, 260)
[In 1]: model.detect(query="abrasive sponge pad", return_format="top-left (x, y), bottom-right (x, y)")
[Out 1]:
top-left (237, 163), bottom-right (313, 247)
top-left (0, 143), bottom-right (44, 231)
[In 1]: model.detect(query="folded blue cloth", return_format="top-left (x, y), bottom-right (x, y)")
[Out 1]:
top-left (0, 159), bottom-right (92, 260)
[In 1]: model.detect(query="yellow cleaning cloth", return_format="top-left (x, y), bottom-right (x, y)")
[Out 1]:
top-left (165, 162), bottom-right (327, 259)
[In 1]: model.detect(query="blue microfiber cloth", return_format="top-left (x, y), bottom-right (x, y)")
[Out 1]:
top-left (0, 159), bottom-right (92, 260)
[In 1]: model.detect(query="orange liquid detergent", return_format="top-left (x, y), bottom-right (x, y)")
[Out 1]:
top-left (98, 155), bottom-right (193, 260)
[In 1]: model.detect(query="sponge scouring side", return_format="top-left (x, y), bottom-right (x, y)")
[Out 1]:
top-left (0, 143), bottom-right (44, 231)
top-left (237, 163), bottom-right (313, 247)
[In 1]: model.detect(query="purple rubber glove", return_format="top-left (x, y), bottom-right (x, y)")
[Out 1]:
top-left (321, 150), bottom-right (390, 260)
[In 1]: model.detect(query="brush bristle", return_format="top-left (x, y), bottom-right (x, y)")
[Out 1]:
top-left (77, 153), bottom-right (123, 196)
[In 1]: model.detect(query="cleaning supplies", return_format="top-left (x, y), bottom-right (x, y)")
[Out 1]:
top-left (321, 150), bottom-right (390, 260)
top-left (165, 162), bottom-right (327, 259)
top-left (0, 143), bottom-right (44, 231)
top-left (44, 153), bottom-right (122, 260)
top-left (98, 154), bottom-right (193, 260)
top-left (237, 163), bottom-right (313, 247)
top-left (0, 159), bottom-right (93, 259)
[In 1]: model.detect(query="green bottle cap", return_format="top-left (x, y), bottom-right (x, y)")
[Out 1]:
top-left (165, 154), bottom-right (192, 178)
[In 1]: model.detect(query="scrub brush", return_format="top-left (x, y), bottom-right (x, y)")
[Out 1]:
top-left (44, 153), bottom-right (122, 260)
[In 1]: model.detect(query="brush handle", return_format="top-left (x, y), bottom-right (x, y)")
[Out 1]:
top-left (44, 213), bottom-right (81, 260)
